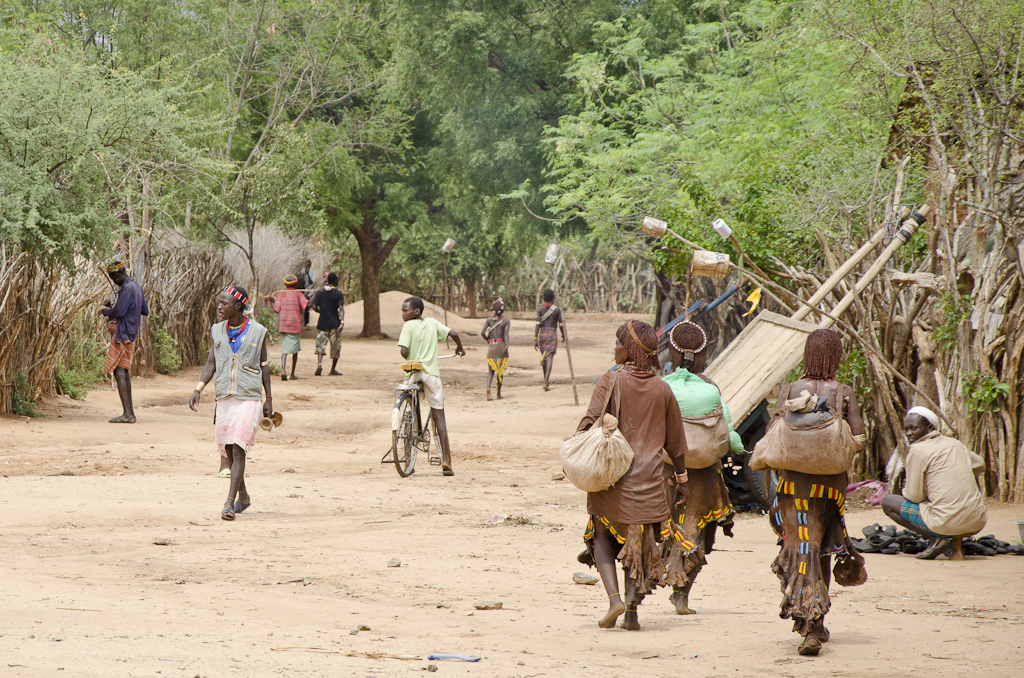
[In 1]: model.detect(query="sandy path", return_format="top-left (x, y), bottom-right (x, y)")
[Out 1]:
top-left (0, 312), bottom-right (1021, 677)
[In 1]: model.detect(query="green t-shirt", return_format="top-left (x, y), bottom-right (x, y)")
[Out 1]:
top-left (397, 317), bottom-right (451, 377)
top-left (662, 367), bottom-right (744, 453)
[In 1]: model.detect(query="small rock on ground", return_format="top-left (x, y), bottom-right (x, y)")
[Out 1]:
top-left (573, 571), bottom-right (599, 585)
top-left (387, 558), bottom-right (401, 568)
top-left (474, 601), bottom-right (502, 610)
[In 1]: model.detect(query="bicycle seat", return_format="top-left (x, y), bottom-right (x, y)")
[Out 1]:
top-left (400, 361), bottom-right (424, 372)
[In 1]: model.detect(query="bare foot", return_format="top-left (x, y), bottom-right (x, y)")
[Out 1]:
top-left (621, 609), bottom-right (641, 630)
top-left (329, 371), bottom-right (342, 376)
top-left (671, 590), bottom-right (695, 615)
top-left (314, 366), bottom-right (322, 376)
top-left (598, 596), bottom-right (625, 629)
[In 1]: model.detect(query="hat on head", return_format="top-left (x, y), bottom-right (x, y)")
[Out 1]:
top-left (284, 274), bottom-right (298, 287)
top-left (907, 406), bottom-right (940, 430)
top-left (106, 261), bottom-right (127, 273)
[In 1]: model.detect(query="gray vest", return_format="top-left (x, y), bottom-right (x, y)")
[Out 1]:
top-left (212, 320), bottom-right (268, 401)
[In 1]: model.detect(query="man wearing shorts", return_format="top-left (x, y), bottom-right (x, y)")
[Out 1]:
top-left (398, 296), bottom-right (465, 476)
top-left (100, 260), bottom-right (149, 423)
top-left (264, 274), bottom-right (307, 381)
top-left (312, 272), bottom-right (345, 376)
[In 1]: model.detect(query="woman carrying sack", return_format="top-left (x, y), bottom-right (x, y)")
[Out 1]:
top-left (575, 321), bottom-right (688, 631)
top-left (768, 329), bottom-right (867, 656)
top-left (660, 321), bottom-right (744, 615)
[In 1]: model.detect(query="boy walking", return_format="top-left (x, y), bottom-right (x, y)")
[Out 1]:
top-left (398, 296), bottom-right (465, 476)
top-left (263, 274), bottom-right (307, 380)
top-left (312, 273), bottom-right (345, 376)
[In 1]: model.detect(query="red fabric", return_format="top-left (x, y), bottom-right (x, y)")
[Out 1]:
top-left (273, 290), bottom-right (308, 334)
top-left (104, 322), bottom-right (133, 373)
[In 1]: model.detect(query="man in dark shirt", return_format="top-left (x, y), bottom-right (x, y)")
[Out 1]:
top-left (297, 259), bottom-right (316, 326)
top-left (312, 272), bottom-right (345, 376)
top-left (100, 261), bottom-right (149, 423)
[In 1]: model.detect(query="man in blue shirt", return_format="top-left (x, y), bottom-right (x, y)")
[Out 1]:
top-left (100, 261), bottom-right (149, 423)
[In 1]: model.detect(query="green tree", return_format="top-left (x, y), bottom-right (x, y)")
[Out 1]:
top-left (543, 7), bottom-right (894, 274)
top-left (0, 30), bottom-right (202, 268)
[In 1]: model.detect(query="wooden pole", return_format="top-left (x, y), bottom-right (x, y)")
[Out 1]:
top-left (791, 207), bottom-right (912, 321)
top-left (442, 251), bottom-right (450, 348)
top-left (562, 314), bottom-right (580, 406)
top-left (818, 206), bottom-right (931, 328)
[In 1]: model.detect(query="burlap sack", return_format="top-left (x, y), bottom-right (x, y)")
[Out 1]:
top-left (750, 411), bottom-right (855, 475)
top-left (559, 413), bottom-right (635, 492)
top-left (680, 406), bottom-right (730, 469)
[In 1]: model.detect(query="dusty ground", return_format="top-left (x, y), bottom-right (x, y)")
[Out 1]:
top-left (1, 303), bottom-right (1022, 678)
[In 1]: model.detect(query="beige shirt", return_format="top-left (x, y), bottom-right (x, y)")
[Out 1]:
top-left (904, 431), bottom-right (987, 536)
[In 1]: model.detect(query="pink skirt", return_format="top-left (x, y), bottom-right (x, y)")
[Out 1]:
top-left (215, 397), bottom-right (262, 457)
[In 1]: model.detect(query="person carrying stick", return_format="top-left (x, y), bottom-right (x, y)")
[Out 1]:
top-left (262, 274), bottom-right (308, 381)
top-left (100, 260), bottom-right (149, 424)
top-left (534, 288), bottom-right (565, 392)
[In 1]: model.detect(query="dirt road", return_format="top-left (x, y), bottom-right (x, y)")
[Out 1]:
top-left (1, 307), bottom-right (1021, 677)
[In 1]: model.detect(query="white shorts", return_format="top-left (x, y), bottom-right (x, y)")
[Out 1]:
top-left (405, 372), bottom-right (445, 410)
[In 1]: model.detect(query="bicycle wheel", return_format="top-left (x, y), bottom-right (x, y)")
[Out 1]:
top-left (391, 393), bottom-right (418, 477)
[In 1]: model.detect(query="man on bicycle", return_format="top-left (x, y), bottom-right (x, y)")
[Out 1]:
top-left (398, 297), bottom-right (465, 476)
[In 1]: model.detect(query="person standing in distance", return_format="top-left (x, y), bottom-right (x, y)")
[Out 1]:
top-left (100, 260), bottom-right (149, 423)
top-left (312, 273), bottom-right (345, 376)
top-left (297, 259), bottom-right (316, 327)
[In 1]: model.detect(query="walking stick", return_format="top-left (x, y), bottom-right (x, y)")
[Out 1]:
top-left (441, 239), bottom-right (455, 349)
top-left (561, 315), bottom-right (580, 406)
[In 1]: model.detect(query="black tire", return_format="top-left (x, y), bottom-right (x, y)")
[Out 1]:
top-left (391, 393), bottom-right (418, 477)
top-left (743, 458), bottom-right (776, 509)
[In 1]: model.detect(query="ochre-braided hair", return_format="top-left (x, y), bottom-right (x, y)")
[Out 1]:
top-left (616, 320), bottom-right (660, 373)
top-left (671, 322), bottom-right (707, 373)
top-left (802, 328), bottom-right (843, 380)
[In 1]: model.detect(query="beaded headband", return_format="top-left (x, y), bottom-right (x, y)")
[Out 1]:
top-left (225, 286), bottom-right (248, 306)
top-left (669, 321), bottom-right (707, 362)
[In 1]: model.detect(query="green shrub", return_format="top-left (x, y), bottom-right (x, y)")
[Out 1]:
top-left (255, 305), bottom-right (280, 341)
top-left (933, 292), bottom-right (972, 351)
top-left (55, 314), bottom-right (106, 400)
top-left (56, 366), bottom-right (96, 400)
top-left (962, 371), bottom-right (1009, 413)
top-left (153, 328), bottom-right (182, 374)
top-left (13, 373), bottom-right (39, 417)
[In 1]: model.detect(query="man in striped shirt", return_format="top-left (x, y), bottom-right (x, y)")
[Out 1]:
top-left (264, 275), bottom-right (308, 381)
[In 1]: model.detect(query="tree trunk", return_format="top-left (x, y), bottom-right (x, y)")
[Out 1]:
top-left (350, 202), bottom-right (398, 338)
top-left (466, 275), bottom-right (478, 318)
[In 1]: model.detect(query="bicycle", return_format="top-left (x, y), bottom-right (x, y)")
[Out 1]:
top-left (381, 355), bottom-right (458, 477)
